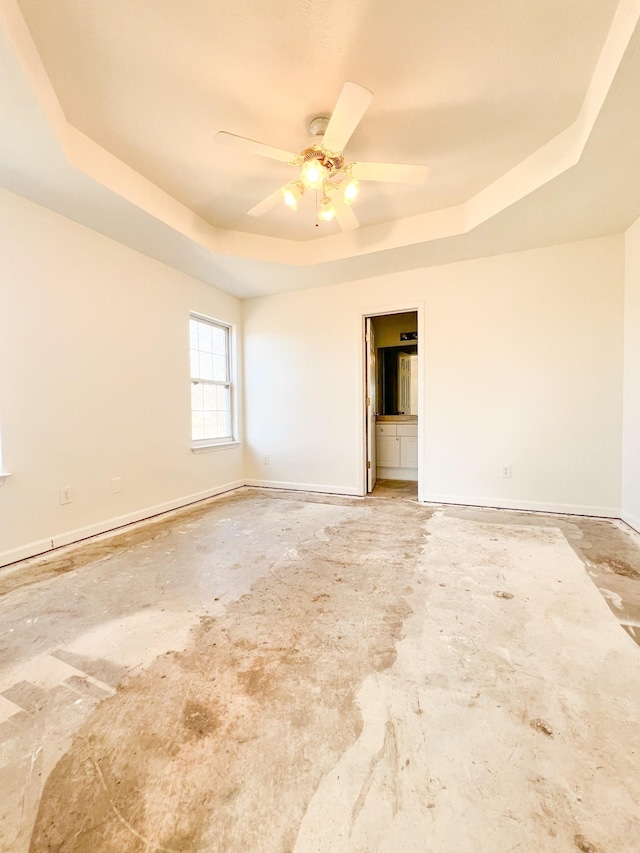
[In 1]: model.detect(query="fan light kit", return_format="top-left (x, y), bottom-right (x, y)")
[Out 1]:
top-left (281, 137), bottom-right (361, 221)
top-left (215, 82), bottom-right (430, 232)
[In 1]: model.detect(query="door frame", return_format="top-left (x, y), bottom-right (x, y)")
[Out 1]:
top-left (358, 301), bottom-right (425, 501)
top-left (365, 316), bottom-right (377, 493)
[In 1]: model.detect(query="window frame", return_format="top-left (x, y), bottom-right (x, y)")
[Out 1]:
top-left (189, 312), bottom-right (238, 451)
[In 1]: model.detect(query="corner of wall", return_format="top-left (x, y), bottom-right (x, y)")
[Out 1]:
top-left (621, 214), bottom-right (640, 528)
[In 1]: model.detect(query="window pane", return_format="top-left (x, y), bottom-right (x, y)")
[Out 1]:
top-left (190, 349), bottom-right (200, 377)
top-left (202, 383), bottom-right (216, 409)
top-left (217, 385), bottom-right (230, 412)
top-left (211, 326), bottom-right (227, 356)
top-left (217, 411), bottom-right (230, 437)
top-left (189, 319), bottom-right (199, 348)
top-left (191, 382), bottom-right (203, 410)
top-left (203, 413), bottom-right (217, 439)
top-left (191, 411), bottom-right (204, 440)
top-left (212, 355), bottom-right (227, 381)
top-left (198, 322), bottom-right (213, 353)
top-left (199, 353), bottom-right (214, 380)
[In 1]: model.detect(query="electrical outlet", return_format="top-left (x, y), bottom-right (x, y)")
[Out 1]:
top-left (60, 486), bottom-right (72, 504)
top-left (501, 465), bottom-right (511, 479)
top-left (263, 454), bottom-right (270, 465)
top-left (111, 477), bottom-right (122, 493)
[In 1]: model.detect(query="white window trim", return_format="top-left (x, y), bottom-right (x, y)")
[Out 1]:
top-left (191, 440), bottom-right (241, 454)
top-left (189, 312), bottom-right (240, 450)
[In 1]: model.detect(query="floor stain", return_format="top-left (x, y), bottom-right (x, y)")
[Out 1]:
top-left (530, 718), bottom-right (554, 737)
top-left (592, 555), bottom-right (639, 579)
top-left (0, 491), bottom-right (253, 597)
top-left (28, 501), bottom-right (429, 852)
top-left (574, 833), bottom-right (598, 852)
top-left (182, 700), bottom-right (220, 739)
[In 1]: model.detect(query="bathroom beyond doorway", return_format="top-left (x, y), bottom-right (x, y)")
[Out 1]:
top-left (367, 311), bottom-right (419, 488)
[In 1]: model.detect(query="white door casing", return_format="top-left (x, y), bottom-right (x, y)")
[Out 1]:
top-left (366, 317), bottom-right (377, 492)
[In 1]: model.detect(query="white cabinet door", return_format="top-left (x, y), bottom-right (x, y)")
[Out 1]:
top-left (396, 423), bottom-right (417, 437)
top-left (400, 436), bottom-right (418, 468)
top-left (377, 435), bottom-right (400, 467)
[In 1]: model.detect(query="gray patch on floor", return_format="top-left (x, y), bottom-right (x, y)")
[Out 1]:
top-left (444, 504), bottom-right (640, 645)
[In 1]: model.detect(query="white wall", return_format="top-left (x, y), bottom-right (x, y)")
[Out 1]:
top-left (243, 236), bottom-right (624, 515)
top-left (0, 191), bottom-right (628, 565)
top-left (622, 216), bottom-right (640, 532)
top-left (0, 188), bottom-right (244, 566)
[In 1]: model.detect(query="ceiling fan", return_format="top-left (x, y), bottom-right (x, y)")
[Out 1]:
top-left (214, 82), bottom-right (430, 232)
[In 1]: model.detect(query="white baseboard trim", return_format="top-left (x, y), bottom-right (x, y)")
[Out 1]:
top-left (244, 479), bottom-right (363, 498)
top-left (420, 493), bottom-right (621, 519)
top-left (620, 511), bottom-right (640, 534)
top-left (0, 480), bottom-right (246, 569)
top-left (0, 537), bottom-right (57, 574)
top-left (0, 482), bottom-right (626, 571)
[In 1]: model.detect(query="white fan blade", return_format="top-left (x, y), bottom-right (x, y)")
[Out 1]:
top-left (215, 131), bottom-right (297, 164)
top-left (247, 185), bottom-right (287, 217)
top-left (350, 161), bottom-right (430, 184)
top-left (334, 202), bottom-right (359, 232)
top-left (322, 82), bottom-right (373, 153)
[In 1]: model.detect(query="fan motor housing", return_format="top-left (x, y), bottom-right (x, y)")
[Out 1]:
top-left (308, 115), bottom-right (330, 137)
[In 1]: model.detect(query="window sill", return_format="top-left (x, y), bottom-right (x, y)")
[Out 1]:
top-left (191, 441), bottom-right (242, 455)
top-left (0, 472), bottom-right (11, 486)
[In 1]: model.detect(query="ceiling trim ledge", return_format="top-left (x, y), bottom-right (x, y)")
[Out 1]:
top-left (1, 0), bottom-right (639, 269)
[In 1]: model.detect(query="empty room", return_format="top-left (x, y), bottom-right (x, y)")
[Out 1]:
top-left (1, 1), bottom-right (640, 851)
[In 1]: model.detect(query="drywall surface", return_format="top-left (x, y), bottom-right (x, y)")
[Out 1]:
top-left (622, 215), bottom-right (640, 533)
top-left (0, 189), bottom-right (243, 565)
top-left (243, 236), bottom-right (624, 514)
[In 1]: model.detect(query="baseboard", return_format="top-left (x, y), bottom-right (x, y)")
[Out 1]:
top-left (420, 493), bottom-right (621, 519)
top-left (0, 480), bottom-right (246, 569)
top-left (0, 537), bottom-right (58, 574)
top-left (244, 479), bottom-right (362, 497)
top-left (0, 482), bottom-right (625, 571)
top-left (620, 511), bottom-right (640, 535)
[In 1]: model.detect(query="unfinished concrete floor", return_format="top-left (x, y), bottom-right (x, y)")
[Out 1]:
top-left (370, 479), bottom-right (418, 501)
top-left (1, 488), bottom-right (639, 852)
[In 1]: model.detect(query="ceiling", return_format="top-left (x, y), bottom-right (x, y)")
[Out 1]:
top-left (1, 0), bottom-right (640, 296)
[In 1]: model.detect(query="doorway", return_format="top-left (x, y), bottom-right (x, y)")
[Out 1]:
top-left (364, 310), bottom-right (420, 498)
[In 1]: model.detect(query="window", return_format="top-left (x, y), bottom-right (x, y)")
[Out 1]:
top-left (190, 314), bottom-right (234, 445)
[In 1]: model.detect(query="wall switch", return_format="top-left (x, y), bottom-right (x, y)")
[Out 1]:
top-left (60, 486), bottom-right (72, 504)
top-left (501, 465), bottom-right (511, 479)
top-left (263, 454), bottom-right (270, 465)
top-left (111, 477), bottom-right (122, 493)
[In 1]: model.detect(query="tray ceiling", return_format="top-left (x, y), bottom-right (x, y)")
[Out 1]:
top-left (15, 0), bottom-right (620, 240)
top-left (1, 0), bottom-right (640, 296)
